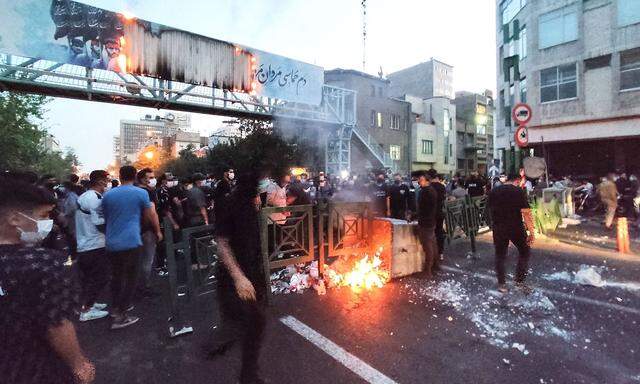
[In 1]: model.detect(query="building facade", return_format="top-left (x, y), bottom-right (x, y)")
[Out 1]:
top-left (388, 59), bottom-right (455, 100)
top-left (116, 113), bottom-right (191, 164)
top-left (401, 95), bottom-right (458, 175)
top-left (496, 0), bottom-right (640, 176)
top-left (386, 59), bottom-right (457, 175)
top-left (454, 91), bottom-right (495, 176)
top-left (325, 69), bottom-right (412, 175)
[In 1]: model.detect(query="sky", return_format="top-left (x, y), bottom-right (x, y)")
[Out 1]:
top-left (43, 0), bottom-right (497, 172)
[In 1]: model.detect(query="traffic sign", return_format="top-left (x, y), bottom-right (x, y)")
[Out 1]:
top-left (512, 103), bottom-right (532, 125)
top-left (515, 126), bottom-right (529, 148)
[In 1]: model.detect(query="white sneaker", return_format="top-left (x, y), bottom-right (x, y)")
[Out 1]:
top-left (79, 308), bottom-right (109, 322)
top-left (92, 303), bottom-right (108, 310)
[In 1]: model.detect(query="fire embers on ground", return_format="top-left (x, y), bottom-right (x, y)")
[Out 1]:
top-left (270, 248), bottom-right (390, 295)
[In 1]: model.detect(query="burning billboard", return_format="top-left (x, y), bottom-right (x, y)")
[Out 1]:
top-left (0, 0), bottom-right (324, 105)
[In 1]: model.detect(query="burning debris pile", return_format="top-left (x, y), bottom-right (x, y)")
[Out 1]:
top-left (270, 248), bottom-right (390, 295)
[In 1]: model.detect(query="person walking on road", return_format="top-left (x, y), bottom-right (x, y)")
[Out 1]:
top-left (209, 171), bottom-right (268, 384)
top-left (0, 181), bottom-right (95, 384)
top-left (413, 170), bottom-right (439, 278)
top-left (102, 166), bottom-right (162, 330)
top-left (75, 170), bottom-right (111, 322)
top-left (487, 173), bottom-right (536, 294)
top-left (598, 173), bottom-right (618, 230)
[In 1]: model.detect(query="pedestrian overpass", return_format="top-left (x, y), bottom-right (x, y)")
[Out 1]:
top-left (0, 1), bottom-right (393, 174)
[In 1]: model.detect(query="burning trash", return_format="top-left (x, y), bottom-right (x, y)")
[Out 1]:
top-left (270, 247), bottom-right (390, 295)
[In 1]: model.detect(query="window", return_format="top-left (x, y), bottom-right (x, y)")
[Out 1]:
top-left (449, 144), bottom-right (453, 157)
top-left (540, 63), bottom-right (577, 102)
top-left (509, 84), bottom-right (515, 106)
top-left (378, 87), bottom-right (383, 97)
top-left (621, 48), bottom-right (640, 91)
top-left (618, 0), bottom-right (640, 27)
top-left (584, 54), bottom-right (611, 71)
top-left (370, 110), bottom-right (376, 126)
top-left (477, 125), bottom-right (486, 135)
top-left (499, 90), bottom-right (505, 109)
top-left (390, 114), bottom-right (401, 130)
top-left (501, 0), bottom-right (527, 24)
top-left (519, 26), bottom-right (527, 59)
top-left (370, 85), bottom-right (376, 96)
top-left (443, 109), bottom-right (451, 132)
top-left (476, 104), bottom-right (487, 114)
top-left (376, 112), bottom-right (383, 128)
top-left (422, 140), bottom-right (433, 155)
top-left (389, 145), bottom-right (401, 160)
top-left (520, 77), bottom-right (527, 103)
top-left (538, 4), bottom-right (578, 49)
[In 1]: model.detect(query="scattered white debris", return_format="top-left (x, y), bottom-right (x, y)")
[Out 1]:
top-left (403, 278), bottom-right (572, 350)
top-left (512, 342), bottom-right (526, 353)
top-left (562, 217), bottom-right (582, 226)
top-left (574, 265), bottom-right (605, 287)
top-left (502, 358), bottom-right (511, 365)
top-left (542, 265), bottom-right (640, 292)
top-left (542, 271), bottom-right (572, 282)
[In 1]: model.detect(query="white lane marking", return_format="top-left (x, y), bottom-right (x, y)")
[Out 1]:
top-left (441, 265), bottom-right (640, 316)
top-left (280, 315), bottom-right (399, 384)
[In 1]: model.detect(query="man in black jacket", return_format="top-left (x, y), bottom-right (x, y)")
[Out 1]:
top-left (427, 169), bottom-right (446, 268)
top-left (488, 174), bottom-right (536, 293)
top-left (209, 172), bottom-right (267, 384)
top-left (413, 170), bottom-right (439, 278)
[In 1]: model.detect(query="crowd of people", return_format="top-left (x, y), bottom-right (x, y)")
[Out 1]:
top-left (3, 162), bottom-right (638, 384)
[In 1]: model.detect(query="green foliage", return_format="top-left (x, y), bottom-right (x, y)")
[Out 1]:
top-left (530, 197), bottom-right (562, 234)
top-left (162, 127), bottom-right (309, 179)
top-left (0, 92), bottom-right (79, 178)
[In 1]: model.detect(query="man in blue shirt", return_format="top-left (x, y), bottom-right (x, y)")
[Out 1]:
top-left (102, 166), bottom-right (162, 330)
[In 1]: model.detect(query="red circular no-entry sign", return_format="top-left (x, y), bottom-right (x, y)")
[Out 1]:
top-left (515, 126), bottom-right (529, 148)
top-left (512, 103), bottom-right (532, 125)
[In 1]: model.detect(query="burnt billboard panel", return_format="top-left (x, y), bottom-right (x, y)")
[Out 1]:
top-left (0, 0), bottom-right (323, 104)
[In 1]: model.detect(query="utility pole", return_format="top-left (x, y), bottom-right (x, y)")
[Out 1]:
top-left (361, 0), bottom-right (367, 72)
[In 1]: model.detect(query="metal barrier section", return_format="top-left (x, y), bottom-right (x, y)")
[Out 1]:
top-left (163, 219), bottom-right (216, 338)
top-left (444, 195), bottom-right (490, 254)
top-left (319, 202), bottom-right (372, 275)
top-left (472, 196), bottom-right (492, 229)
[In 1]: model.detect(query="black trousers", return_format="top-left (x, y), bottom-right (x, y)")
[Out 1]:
top-left (417, 225), bottom-right (438, 275)
top-left (211, 281), bottom-right (267, 381)
top-left (435, 215), bottom-right (445, 257)
top-left (107, 247), bottom-right (141, 315)
top-left (390, 209), bottom-right (406, 220)
top-left (493, 226), bottom-right (530, 285)
top-left (77, 247), bottom-right (110, 309)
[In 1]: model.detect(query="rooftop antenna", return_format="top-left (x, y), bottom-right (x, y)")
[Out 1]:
top-left (361, 0), bottom-right (367, 72)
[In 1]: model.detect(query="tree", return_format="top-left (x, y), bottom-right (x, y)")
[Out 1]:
top-left (0, 92), bottom-right (48, 170)
top-left (0, 92), bottom-right (79, 178)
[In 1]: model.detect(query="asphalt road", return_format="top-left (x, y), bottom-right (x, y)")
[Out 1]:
top-left (76, 233), bottom-right (640, 384)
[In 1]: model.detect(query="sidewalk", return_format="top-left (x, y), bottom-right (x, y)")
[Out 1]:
top-left (549, 216), bottom-right (640, 255)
